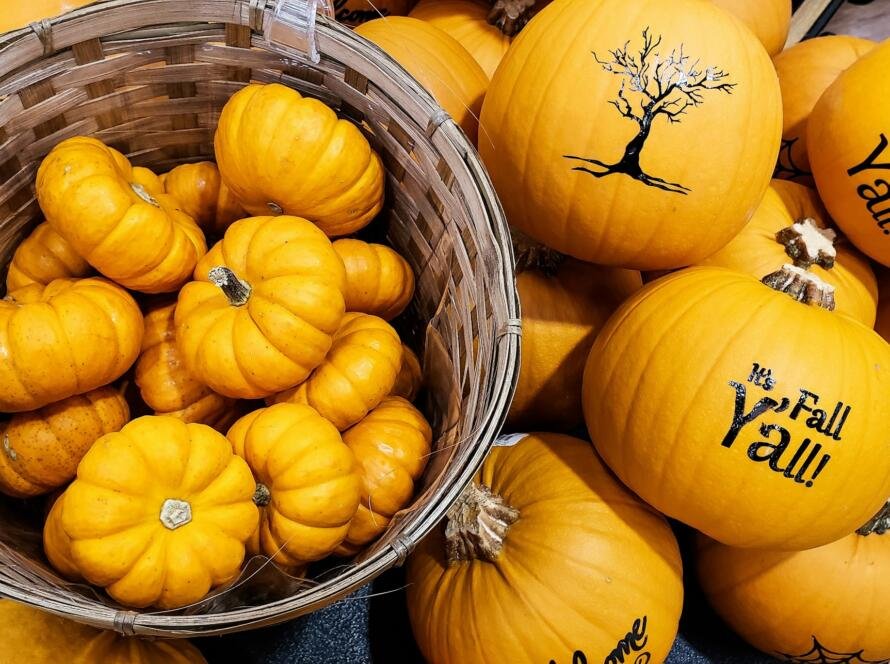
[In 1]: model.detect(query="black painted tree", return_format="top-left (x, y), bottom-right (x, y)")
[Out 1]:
top-left (564, 28), bottom-right (736, 195)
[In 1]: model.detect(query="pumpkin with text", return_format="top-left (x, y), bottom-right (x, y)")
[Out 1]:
top-left (697, 501), bottom-right (890, 662)
top-left (162, 162), bottom-right (246, 238)
top-left (5, 222), bottom-right (91, 292)
top-left (583, 263), bottom-right (890, 550)
top-left (407, 433), bottom-right (683, 664)
top-left (710, 0), bottom-right (790, 56)
top-left (479, 0), bottom-right (781, 269)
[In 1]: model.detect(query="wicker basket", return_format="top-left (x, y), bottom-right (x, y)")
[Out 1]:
top-left (0, 0), bottom-right (520, 637)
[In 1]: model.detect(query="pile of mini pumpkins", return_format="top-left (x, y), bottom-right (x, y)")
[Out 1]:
top-left (0, 82), bottom-right (433, 614)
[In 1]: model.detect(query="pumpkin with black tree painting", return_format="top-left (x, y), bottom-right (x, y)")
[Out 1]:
top-left (334, 0), bottom-right (415, 26)
top-left (215, 84), bottom-right (384, 237)
top-left (0, 386), bottom-right (129, 498)
top-left (162, 162), bottom-right (246, 237)
top-left (61, 416), bottom-right (258, 609)
top-left (176, 215), bottom-right (347, 399)
top-left (808, 39), bottom-right (890, 267)
top-left (508, 232), bottom-right (642, 430)
top-left (479, 0), bottom-right (780, 270)
top-left (336, 396), bottom-right (432, 555)
top-left (583, 262), bottom-right (890, 550)
top-left (697, 501), bottom-right (890, 663)
top-left (407, 433), bottom-right (683, 664)
top-left (696, 179), bottom-right (878, 326)
top-left (355, 17), bottom-right (489, 144)
top-left (333, 238), bottom-right (415, 321)
top-left (773, 36), bottom-right (875, 184)
top-left (0, 278), bottom-right (143, 412)
top-left (5, 222), bottom-right (90, 292)
top-left (710, 0), bottom-right (790, 56)
top-left (136, 301), bottom-right (237, 430)
top-left (227, 403), bottom-right (361, 571)
top-left (876, 270), bottom-right (890, 341)
top-left (36, 137), bottom-right (207, 293)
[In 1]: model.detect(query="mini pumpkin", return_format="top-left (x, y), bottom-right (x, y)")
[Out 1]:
top-left (697, 180), bottom-right (878, 326)
top-left (333, 238), bottom-right (415, 321)
top-left (61, 416), bottom-right (259, 609)
top-left (355, 18), bottom-right (489, 143)
top-left (808, 39), bottom-right (890, 267)
top-left (36, 137), bottom-right (207, 293)
top-left (271, 312), bottom-right (403, 430)
top-left (215, 84), bottom-right (384, 237)
top-left (583, 265), bottom-right (890, 550)
top-left (0, 278), bottom-right (143, 412)
top-left (227, 403), bottom-right (361, 570)
top-left (710, 0), bottom-right (790, 56)
top-left (162, 161), bottom-right (246, 237)
top-left (697, 501), bottom-right (890, 662)
top-left (176, 215), bottom-right (347, 399)
top-left (391, 344), bottom-right (422, 401)
top-left (0, 386), bottom-right (129, 498)
top-left (5, 222), bottom-right (90, 292)
top-left (43, 492), bottom-right (82, 581)
top-left (336, 396), bottom-right (432, 555)
top-left (407, 433), bottom-right (683, 664)
top-left (131, 166), bottom-right (165, 196)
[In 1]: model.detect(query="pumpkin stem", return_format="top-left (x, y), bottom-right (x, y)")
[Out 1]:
top-left (208, 266), bottom-right (252, 306)
top-left (775, 218), bottom-right (837, 270)
top-left (857, 500), bottom-right (890, 536)
top-left (445, 482), bottom-right (519, 565)
top-left (761, 264), bottom-right (836, 311)
top-left (487, 0), bottom-right (537, 35)
top-left (159, 499), bottom-right (192, 530)
top-left (253, 483), bottom-right (272, 507)
top-left (130, 182), bottom-right (160, 208)
top-left (511, 227), bottom-right (564, 276)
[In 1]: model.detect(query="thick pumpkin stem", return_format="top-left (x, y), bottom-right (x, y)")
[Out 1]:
top-left (253, 483), bottom-right (272, 507)
top-left (762, 264), bottom-right (836, 311)
top-left (487, 0), bottom-right (537, 35)
top-left (159, 499), bottom-right (192, 530)
top-left (130, 182), bottom-right (160, 208)
top-left (511, 227), bottom-right (564, 276)
top-left (208, 266), bottom-right (252, 306)
top-left (857, 500), bottom-right (890, 536)
top-left (775, 218), bottom-right (837, 270)
top-left (445, 482), bottom-right (519, 564)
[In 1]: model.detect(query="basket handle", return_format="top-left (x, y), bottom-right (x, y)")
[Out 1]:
top-left (265, 0), bottom-right (336, 63)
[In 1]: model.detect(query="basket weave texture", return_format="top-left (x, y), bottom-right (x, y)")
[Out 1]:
top-left (0, 0), bottom-right (519, 636)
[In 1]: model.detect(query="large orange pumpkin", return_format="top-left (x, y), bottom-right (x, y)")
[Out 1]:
top-left (773, 36), bottom-right (875, 183)
top-left (334, 0), bottom-right (415, 26)
top-left (697, 501), bottom-right (890, 662)
top-left (162, 162), bottom-right (246, 238)
top-left (5, 222), bottom-right (91, 292)
top-left (355, 18), bottom-right (489, 144)
top-left (479, 0), bottom-right (781, 270)
top-left (697, 180), bottom-right (878, 326)
top-left (710, 0), bottom-right (790, 56)
top-left (808, 39), bottom-right (890, 267)
top-left (583, 265), bottom-right (890, 550)
top-left (0, 1), bottom-right (94, 33)
top-left (407, 433), bottom-right (683, 664)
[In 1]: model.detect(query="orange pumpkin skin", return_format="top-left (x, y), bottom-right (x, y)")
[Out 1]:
top-left (697, 180), bottom-right (878, 326)
top-left (809, 41), bottom-right (890, 267)
top-left (355, 18), bottom-right (489, 144)
top-left (583, 267), bottom-right (890, 550)
top-left (335, 0), bottom-right (415, 26)
top-left (43, 493), bottom-right (82, 581)
top-left (131, 167), bottom-right (165, 197)
top-left (5, 222), bottom-right (90, 292)
top-left (509, 258), bottom-right (642, 430)
top-left (877, 271), bottom-right (890, 341)
top-left (36, 137), bottom-right (207, 293)
top-left (391, 344), bottom-right (422, 401)
top-left (710, 0), bottom-right (790, 56)
top-left (0, 279), bottom-right (143, 412)
top-left (333, 239), bottom-right (415, 321)
top-left (0, 0), bottom-right (94, 33)
top-left (773, 36), bottom-right (875, 183)
top-left (697, 525), bottom-right (890, 662)
top-left (0, 387), bottom-right (129, 498)
top-left (479, 0), bottom-right (780, 270)
top-left (162, 162), bottom-right (246, 237)
top-left (407, 433), bottom-right (683, 664)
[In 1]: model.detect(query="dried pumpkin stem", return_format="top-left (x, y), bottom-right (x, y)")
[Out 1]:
top-left (761, 264), bottom-right (836, 310)
top-left (775, 217), bottom-right (837, 270)
top-left (159, 499), bottom-right (192, 530)
top-left (253, 483), bottom-right (272, 507)
top-left (487, 0), bottom-right (537, 35)
top-left (511, 227), bottom-right (564, 276)
top-left (130, 182), bottom-right (160, 208)
top-left (208, 266), bottom-right (252, 306)
top-left (445, 482), bottom-right (519, 564)
top-left (857, 500), bottom-right (890, 536)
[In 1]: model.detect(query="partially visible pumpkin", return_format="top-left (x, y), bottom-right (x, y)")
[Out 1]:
top-left (335, 0), bottom-right (415, 26)
top-left (355, 18), bottom-right (489, 143)
top-left (773, 36), bottom-right (875, 183)
top-left (391, 344), bottom-right (422, 401)
top-left (808, 39), bottom-right (890, 267)
top-left (214, 84), bottom-right (384, 237)
top-left (43, 492), bottom-right (82, 581)
top-left (0, 386), bottom-right (129, 498)
top-left (61, 416), bottom-right (258, 609)
top-left (333, 238), bottom-right (415, 321)
top-left (877, 270), bottom-right (890, 341)
top-left (5, 222), bottom-right (91, 292)
top-left (271, 312), bottom-right (403, 430)
top-left (131, 166), bottom-right (165, 196)
top-left (0, 278), bottom-right (143, 412)
top-left (0, 599), bottom-right (207, 663)
top-left (0, 1), bottom-right (94, 33)
top-left (227, 403), bottom-right (361, 571)
top-left (710, 0), bottom-right (790, 56)
top-left (407, 433), bottom-right (683, 664)
top-left (336, 396), bottom-right (432, 555)
top-left (697, 180), bottom-right (878, 326)
top-left (176, 216), bottom-right (347, 399)
top-left (162, 162), bottom-right (246, 237)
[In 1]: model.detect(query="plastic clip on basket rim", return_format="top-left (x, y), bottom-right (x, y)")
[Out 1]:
top-left (0, 0), bottom-right (520, 637)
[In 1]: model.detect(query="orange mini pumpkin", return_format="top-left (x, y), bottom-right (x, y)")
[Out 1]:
top-left (43, 492), bottom-right (82, 581)
top-left (5, 222), bottom-right (90, 292)
top-left (391, 344), bottom-right (422, 401)
top-left (162, 161), bottom-right (246, 237)
top-left (333, 238), bottom-right (415, 321)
